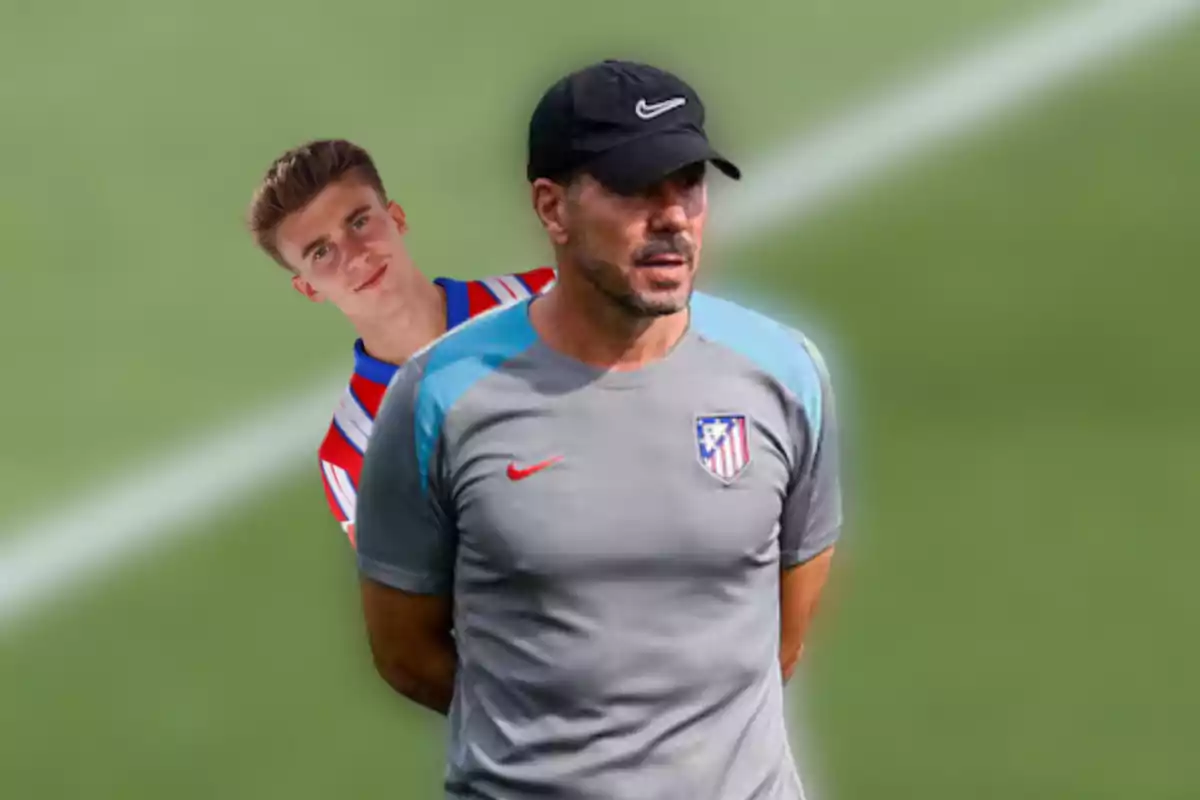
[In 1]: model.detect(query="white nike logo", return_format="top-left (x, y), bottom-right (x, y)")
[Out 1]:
top-left (635, 96), bottom-right (687, 120)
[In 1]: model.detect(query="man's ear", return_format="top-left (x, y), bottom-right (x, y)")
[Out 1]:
top-left (531, 178), bottom-right (570, 246)
top-left (292, 274), bottom-right (323, 303)
top-left (387, 201), bottom-right (408, 234)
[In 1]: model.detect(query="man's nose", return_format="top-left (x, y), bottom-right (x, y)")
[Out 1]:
top-left (648, 186), bottom-right (689, 232)
top-left (344, 237), bottom-right (381, 270)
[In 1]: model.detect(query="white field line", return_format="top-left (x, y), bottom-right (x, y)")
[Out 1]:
top-left (708, 0), bottom-right (1200, 240)
top-left (1, 0), bottom-right (1197, 629)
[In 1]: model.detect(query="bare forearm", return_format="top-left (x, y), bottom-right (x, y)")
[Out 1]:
top-left (359, 579), bottom-right (459, 715)
top-left (371, 632), bottom-right (457, 715)
top-left (780, 640), bottom-right (804, 685)
top-left (779, 592), bottom-right (817, 682)
top-left (779, 546), bottom-right (835, 682)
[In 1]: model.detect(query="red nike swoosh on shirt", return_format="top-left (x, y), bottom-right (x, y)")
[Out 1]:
top-left (506, 456), bottom-right (563, 481)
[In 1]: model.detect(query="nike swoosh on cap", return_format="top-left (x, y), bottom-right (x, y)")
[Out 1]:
top-left (635, 96), bottom-right (687, 120)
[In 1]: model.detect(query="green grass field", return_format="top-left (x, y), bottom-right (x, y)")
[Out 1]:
top-left (2, 0), bottom-right (1198, 797)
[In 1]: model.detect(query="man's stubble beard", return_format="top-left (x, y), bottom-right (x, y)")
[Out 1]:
top-left (570, 224), bottom-right (697, 319)
top-left (576, 254), bottom-right (690, 319)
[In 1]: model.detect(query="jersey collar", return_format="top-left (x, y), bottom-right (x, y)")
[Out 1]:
top-left (434, 276), bottom-right (470, 329)
top-left (353, 339), bottom-right (400, 385)
top-left (352, 276), bottom-right (467, 385)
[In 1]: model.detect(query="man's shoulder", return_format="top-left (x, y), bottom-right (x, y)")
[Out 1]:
top-left (372, 301), bottom-right (539, 486)
top-left (690, 290), bottom-right (830, 413)
top-left (506, 265), bottom-right (557, 293)
top-left (439, 266), bottom-right (557, 326)
top-left (318, 370), bottom-right (383, 463)
top-left (317, 412), bottom-right (361, 463)
top-left (315, 338), bottom-right (404, 469)
top-left (387, 301), bottom-right (537, 411)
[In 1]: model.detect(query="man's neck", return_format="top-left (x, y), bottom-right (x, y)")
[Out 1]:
top-left (351, 279), bottom-right (447, 366)
top-left (530, 269), bottom-right (689, 370)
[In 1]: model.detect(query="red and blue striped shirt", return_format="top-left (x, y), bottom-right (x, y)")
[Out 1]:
top-left (318, 267), bottom-right (557, 544)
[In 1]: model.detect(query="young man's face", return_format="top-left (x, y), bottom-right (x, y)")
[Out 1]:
top-left (553, 162), bottom-right (708, 318)
top-left (274, 175), bottom-right (412, 317)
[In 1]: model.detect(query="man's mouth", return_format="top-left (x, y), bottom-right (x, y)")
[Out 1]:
top-left (355, 264), bottom-right (389, 291)
top-left (635, 254), bottom-right (688, 268)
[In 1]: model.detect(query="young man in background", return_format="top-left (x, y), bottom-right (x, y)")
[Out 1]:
top-left (246, 139), bottom-right (555, 545)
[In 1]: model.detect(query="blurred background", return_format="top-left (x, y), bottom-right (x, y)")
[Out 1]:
top-left (2, 0), bottom-right (1198, 797)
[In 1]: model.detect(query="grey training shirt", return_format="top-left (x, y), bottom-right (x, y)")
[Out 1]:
top-left (356, 291), bottom-right (842, 799)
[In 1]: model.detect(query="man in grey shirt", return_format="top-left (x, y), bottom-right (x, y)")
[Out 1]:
top-left (355, 59), bottom-right (842, 799)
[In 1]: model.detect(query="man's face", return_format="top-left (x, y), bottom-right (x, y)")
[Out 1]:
top-left (559, 162), bottom-right (708, 318)
top-left (274, 175), bottom-right (412, 317)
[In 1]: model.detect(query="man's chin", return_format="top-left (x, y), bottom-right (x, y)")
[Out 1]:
top-left (625, 287), bottom-right (692, 318)
top-left (581, 262), bottom-right (694, 319)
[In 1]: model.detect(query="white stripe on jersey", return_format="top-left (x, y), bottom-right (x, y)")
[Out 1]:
top-left (333, 388), bottom-right (373, 453)
top-left (322, 461), bottom-right (356, 521)
top-left (495, 274), bottom-right (532, 301)
top-left (481, 276), bottom-right (521, 303)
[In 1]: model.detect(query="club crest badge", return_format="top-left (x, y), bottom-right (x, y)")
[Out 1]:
top-left (695, 415), bottom-right (751, 483)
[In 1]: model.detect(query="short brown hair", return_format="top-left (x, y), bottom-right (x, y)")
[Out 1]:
top-left (247, 139), bottom-right (387, 270)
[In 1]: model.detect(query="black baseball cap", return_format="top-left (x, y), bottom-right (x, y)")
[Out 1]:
top-left (526, 59), bottom-right (741, 194)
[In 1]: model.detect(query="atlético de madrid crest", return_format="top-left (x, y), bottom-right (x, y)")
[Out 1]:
top-left (695, 415), bottom-right (751, 484)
